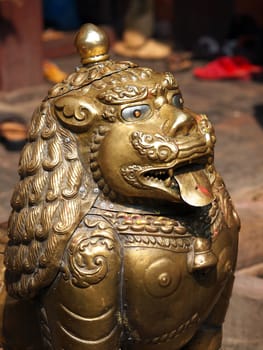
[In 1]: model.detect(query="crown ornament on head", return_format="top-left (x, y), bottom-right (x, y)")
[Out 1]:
top-left (47, 23), bottom-right (137, 101)
top-left (74, 23), bottom-right (110, 64)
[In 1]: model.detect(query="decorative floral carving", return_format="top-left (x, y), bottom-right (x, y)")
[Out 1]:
top-left (67, 221), bottom-right (117, 288)
top-left (47, 60), bottom-right (138, 99)
top-left (54, 95), bottom-right (98, 131)
top-left (131, 131), bottom-right (178, 163)
top-left (120, 165), bottom-right (145, 188)
top-left (98, 85), bottom-right (148, 104)
top-left (122, 234), bottom-right (192, 252)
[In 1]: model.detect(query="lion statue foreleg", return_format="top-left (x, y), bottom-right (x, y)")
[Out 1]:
top-left (41, 215), bottom-right (123, 350)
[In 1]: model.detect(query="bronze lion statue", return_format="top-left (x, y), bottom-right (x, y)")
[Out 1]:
top-left (2, 24), bottom-right (240, 350)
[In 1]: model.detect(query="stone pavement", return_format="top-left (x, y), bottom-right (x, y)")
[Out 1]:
top-left (0, 54), bottom-right (262, 348)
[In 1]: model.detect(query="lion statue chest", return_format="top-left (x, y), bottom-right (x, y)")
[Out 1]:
top-left (3, 24), bottom-right (239, 350)
top-left (39, 192), bottom-right (238, 350)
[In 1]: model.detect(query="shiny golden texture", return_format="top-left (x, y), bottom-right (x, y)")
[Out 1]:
top-left (75, 23), bottom-right (109, 64)
top-left (2, 24), bottom-right (239, 350)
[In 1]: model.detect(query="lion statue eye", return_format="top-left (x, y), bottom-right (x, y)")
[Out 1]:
top-left (171, 94), bottom-right (184, 108)
top-left (121, 104), bottom-right (151, 122)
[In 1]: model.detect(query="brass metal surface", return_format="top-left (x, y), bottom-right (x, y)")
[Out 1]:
top-left (2, 24), bottom-right (240, 349)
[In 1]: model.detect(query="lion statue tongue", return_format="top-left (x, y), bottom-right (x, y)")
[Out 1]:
top-left (174, 168), bottom-right (214, 207)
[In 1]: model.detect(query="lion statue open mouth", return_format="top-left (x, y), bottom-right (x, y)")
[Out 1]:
top-left (2, 24), bottom-right (240, 350)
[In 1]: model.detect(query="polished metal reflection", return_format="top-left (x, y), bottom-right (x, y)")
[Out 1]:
top-left (2, 23), bottom-right (240, 350)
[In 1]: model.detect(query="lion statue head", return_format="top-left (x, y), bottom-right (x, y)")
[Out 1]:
top-left (4, 24), bottom-right (236, 301)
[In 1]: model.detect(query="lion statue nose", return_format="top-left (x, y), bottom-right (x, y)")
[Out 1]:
top-left (160, 105), bottom-right (196, 137)
top-left (170, 112), bottom-right (195, 137)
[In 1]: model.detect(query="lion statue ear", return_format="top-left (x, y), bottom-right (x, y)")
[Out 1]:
top-left (54, 95), bottom-right (99, 132)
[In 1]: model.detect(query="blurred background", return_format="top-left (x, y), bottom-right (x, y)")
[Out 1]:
top-left (0, 1), bottom-right (263, 349)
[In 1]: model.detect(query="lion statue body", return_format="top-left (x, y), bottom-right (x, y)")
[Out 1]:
top-left (2, 24), bottom-right (239, 350)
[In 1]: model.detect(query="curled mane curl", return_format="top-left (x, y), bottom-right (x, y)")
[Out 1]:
top-left (5, 101), bottom-right (86, 298)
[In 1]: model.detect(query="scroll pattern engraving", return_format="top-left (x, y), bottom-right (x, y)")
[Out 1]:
top-left (66, 218), bottom-right (118, 288)
top-left (131, 132), bottom-right (178, 163)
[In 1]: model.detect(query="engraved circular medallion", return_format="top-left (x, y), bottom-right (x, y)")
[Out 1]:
top-left (144, 258), bottom-right (181, 297)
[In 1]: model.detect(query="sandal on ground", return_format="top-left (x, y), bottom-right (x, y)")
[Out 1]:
top-left (113, 30), bottom-right (171, 60)
top-left (0, 116), bottom-right (28, 151)
top-left (168, 52), bottom-right (193, 72)
top-left (193, 56), bottom-right (263, 80)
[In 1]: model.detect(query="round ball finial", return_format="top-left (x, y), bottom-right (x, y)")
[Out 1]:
top-left (75, 23), bottom-right (110, 65)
